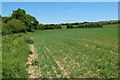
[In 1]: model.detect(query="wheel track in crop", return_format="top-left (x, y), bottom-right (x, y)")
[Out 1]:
top-left (41, 42), bottom-right (69, 78)
top-left (26, 37), bottom-right (41, 78)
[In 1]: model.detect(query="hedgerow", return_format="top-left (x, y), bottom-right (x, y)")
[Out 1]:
top-left (2, 8), bottom-right (38, 35)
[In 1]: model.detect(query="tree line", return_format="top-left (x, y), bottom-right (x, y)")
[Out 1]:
top-left (2, 8), bottom-right (39, 35)
top-left (37, 20), bottom-right (120, 30)
top-left (1, 8), bottom-right (120, 35)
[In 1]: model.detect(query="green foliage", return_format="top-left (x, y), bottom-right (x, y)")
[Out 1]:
top-left (0, 33), bottom-right (1, 79)
top-left (7, 19), bottom-right (26, 33)
top-left (12, 8), bottom-right (26, 20)
top-left (25, 37), bottom-right (34, 44)
top-left (0, 15), bottom-right (1, 18)
top-left (44, 24), bottom-right (61, 30)
top-left (66, 24), bottom-right (73, 29)
top-left (2, 19), bottom-right (26, 35)
top-left (2, 17), bottom-right (12, 23)
top-left (23, 14), bottom-right (38, 31)
top-left (37, 24), bottom-right (45, 30)
top-left (2, 22), bottom-right (12, 35)
top-left (12, 8), bottom-right (38, 32)
top-left (37, 24), bottom-right (61, 30)
top-left (2, 33), bottom-right (30, 78)
top-left (2, 8), bottom-right (39, 35)
top-left (66, 22), bottom-right (103, 29)
top-left (100, 20), bottom-right (120, 25)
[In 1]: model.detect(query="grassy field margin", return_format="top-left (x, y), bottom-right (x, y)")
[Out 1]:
top-left (2, 33), bottom-right (30, 78)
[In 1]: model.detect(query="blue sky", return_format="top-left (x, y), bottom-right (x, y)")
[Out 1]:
top-left (2, 2), bottom-right (118, 24)
top-left (1, 0), bottom-right (120, 2)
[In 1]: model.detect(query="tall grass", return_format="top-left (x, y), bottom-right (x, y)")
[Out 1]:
top-left (2, 33), bottom-right (30, 78)
top-left (0, 35), bottom-right (2, 79)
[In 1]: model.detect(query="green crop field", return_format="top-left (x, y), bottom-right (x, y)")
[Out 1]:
top-left (2, 24), bottom-right (119, 78)
top-left (2, 3), bottom-right (119, 78)
top-left (31, 24), bottom-right (118, 78)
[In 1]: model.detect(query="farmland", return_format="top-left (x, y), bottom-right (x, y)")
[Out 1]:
top-left (1, 3), bottom-right (119, 78)
top-left (2, 23), bottom-right (119, 78)
top-left (1, 8), bottom-right (119, 77)
top-left (31, 24), bottom-right (118, 78)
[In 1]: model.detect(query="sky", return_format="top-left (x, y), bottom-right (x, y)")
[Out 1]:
top-left (2, 2), bottom-right (118, 24)
top-left (1, 0), bottom-right (120, 2)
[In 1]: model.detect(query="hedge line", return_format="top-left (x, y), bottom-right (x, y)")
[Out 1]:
top-left (1, 8), bottom-right (120, 35)
top-left (2, 8), bottom-right (38, 35)
top-left (37, 20), bottom-right (119, 30)
top-left (66, 22), bottom-right (103, 29)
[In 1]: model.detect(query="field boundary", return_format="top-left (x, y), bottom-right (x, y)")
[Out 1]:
top-left (26, 39), bottom-right (40, 78)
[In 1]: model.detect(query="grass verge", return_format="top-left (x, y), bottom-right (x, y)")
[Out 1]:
top-left (2, 33), bottom-right (30, 78)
